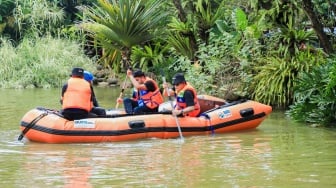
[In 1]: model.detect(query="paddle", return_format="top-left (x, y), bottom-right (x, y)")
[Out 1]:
top-left (115, 65), bottom-right (133, 109)
top-left (18, 111), bottom-right (48, 141)
top-left (161, 70), bottom-right (184, 142)
top-left (115, 74), bottom-right (128, 109)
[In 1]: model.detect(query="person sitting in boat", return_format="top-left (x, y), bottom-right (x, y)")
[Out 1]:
top-left (83, 71), bottom-right (106, 117)
top-left (60, 67), bottom-right (93, 120)
top-left (116, 69), bottom-right (164, 114)
top-left (163, 73), bottom-right (200, 117)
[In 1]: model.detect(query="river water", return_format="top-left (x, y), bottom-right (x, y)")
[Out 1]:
top-left (1, 88), bottom-right (336, 187)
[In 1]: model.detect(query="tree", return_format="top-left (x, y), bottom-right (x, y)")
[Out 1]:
top-left (301, 0), bottom-right (334, 54)
top-left (80, 0), bottom-right (167, 70)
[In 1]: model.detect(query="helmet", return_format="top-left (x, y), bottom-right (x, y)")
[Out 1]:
top-left (84, 71), bottom-right (94, 82)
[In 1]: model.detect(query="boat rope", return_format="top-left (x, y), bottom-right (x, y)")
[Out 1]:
top-left (18, 111), bottom-right (48, 141)
top-left (199, 113), bottom-right (214, 135)
top-left (36, 107), bottom-right (63, 117)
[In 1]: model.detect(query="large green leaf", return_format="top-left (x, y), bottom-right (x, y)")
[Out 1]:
top-left (234, 8), bottom-right (247, 31)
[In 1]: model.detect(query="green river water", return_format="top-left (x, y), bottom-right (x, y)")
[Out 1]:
top-left (0, 88), bottom-right (336, 187)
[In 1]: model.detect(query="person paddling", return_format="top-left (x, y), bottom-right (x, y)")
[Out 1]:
top-left (162, 73), bottom-right (200, 117)
top-left (116, 69), bottom-right (164, 114)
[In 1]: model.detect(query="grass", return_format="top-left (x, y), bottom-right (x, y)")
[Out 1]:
top-left (0, 36), bottom-right (96, 89)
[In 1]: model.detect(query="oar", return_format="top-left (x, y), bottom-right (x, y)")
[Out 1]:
top-left (115, 66), bottom-right (133, 109)
top-left (161, 70), bottom-right (184, 142)
top-left (115, 74), bottom-right (128, 109)
top-left (18, 111), bottom-right (48, 141)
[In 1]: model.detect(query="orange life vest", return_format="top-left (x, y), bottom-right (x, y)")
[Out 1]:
top-left (132, 77), bottom-right (164, 109)
top-left (62, 77), bottom-right (92, 112)
top-left (175, 83), bottom-right (200, 117)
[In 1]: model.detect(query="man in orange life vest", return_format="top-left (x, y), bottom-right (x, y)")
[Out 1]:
top-left (61, 67), bottom-right (93, 120)
top-left (163, 73), bottom-right (200, 117)
top-left (116, 69), bottom-right (164, 114)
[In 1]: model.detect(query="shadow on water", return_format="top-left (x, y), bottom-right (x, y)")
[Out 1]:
top-left (1, 89), bottom-right (336, 187)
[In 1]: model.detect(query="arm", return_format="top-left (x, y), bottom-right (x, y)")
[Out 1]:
top-left (60, 84), bottom-right (68, 104)
top-left (91, 86), bottom-right (99, 107)
top-left (129, 75), bottom-right (148, 90)
top-left (127, 69), bottom-right (147, 90)
top-left (61, 84), bottom-right (67, 97)
top-left (162, 83), bottom-right (176, 97)
top-left (129, 74), bottom-right (140, 88)
top-left (172, 90), bottom-right (195, 116)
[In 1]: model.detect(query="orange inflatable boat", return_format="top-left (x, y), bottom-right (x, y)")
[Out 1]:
top-left (19, 96), bottom-right (272, 143)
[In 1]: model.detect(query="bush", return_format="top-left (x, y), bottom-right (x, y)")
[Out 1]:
top-left (169, 34), bottom-right (245, 99)
top-left (287, 57), bottom-right (336, 126)
top-left (0, 36), bottom-right (96, 89)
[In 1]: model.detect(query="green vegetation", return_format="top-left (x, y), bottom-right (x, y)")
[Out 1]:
top-left (0, 37), bottom-right (95, 89)
top-left (80, 0), bottom-right (167, 71)
top-left (1, 0), bottom-right (336, 126)
top-left (287, 58), bottom-right (336, 126)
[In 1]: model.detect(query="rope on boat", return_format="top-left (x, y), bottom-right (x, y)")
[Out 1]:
top-left (18, 111), bottom-right (48, 141)
top-left (199, 113), bottom-right (214, 135)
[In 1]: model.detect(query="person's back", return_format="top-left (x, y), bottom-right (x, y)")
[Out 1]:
top-left (61, 68), bottom-right (92, 120)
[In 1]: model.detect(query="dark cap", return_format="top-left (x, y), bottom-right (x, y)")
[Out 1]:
top-left (71, 67), bottom-right (84, 77)
top-left (172, 73), bottom-right (186, 85)
top-left (132, 69), bottom-right (145, 77)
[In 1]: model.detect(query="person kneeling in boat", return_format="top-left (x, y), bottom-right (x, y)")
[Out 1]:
top-left (116, 69), bottom-right (164, 114)
top-left (60, 67), bottom-right (94, 120)
top-left (163, 73), bottom-right (200, 117)
top-left (84, 71), bottom-right (106, 117)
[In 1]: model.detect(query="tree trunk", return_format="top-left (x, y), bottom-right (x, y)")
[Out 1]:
top-left (172, 0), bottom-right (187, 22)
top-left (328, 0), bottom-right (336, 17)
top-left (302, 0), bottom-right (334, 54)
top-left (121, 47), bottom-right (131, 69)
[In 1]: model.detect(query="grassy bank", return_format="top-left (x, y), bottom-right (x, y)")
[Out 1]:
top-left (0, 36), bottom-right (96, 89)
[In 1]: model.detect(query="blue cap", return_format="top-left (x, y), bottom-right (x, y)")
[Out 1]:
top-left (84, 71), bottom-right (94, 82)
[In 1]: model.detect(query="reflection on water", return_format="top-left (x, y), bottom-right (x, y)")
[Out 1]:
top-left (1, 89), bottom-right (336, 187)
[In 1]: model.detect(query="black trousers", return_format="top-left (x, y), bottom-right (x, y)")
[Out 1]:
top-left (61, 108), bottom-right (89, 121)
top-left (123, 98), bottom-right (158, 114)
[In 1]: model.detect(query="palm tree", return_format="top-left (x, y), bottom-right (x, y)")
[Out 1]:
top-left (80, 0), bottom-right (167, 69)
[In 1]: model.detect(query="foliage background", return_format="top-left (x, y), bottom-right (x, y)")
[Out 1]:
top-left (0, 37), bottom-right (95, 89)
